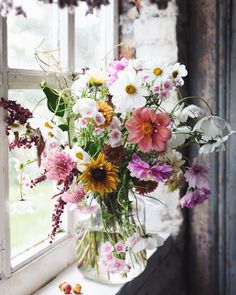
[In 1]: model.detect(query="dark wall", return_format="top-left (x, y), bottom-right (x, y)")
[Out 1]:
top-left (187, 0), bottom-right (236, 294)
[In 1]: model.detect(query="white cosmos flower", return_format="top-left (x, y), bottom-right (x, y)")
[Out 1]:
top-left (13, 158), bottom-right (24, 172)
top-left (193, 116), bottom-right (235, 153)
top-left (174, 104), bottom-right (203, 125)
top-left (168, 126), bottom-right (191, 148)
top-left (109, 68), bottom-right (149, 112)
top-left (29, 117), bottom-right (66, 143)
top-left (65, 146), bottom-right (90, 171)
top-left (72, 98), bottom-right (99, 118)
top-left (126, 233), bottom-right (164, 253)
top-left (144, 62), bottom-right (169, 85)
top-left (86, 68), bottom-right (108, 86)
top-left (168, 63), bottom-right (188, 86)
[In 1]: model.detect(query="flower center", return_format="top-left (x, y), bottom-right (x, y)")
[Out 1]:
top-left (44, 122), bottom-right (54, 129)
top-left (141, 122), bottom-right (154, 135)
top-left (153, 67), bottom-right (162, 76)
top-left (91, 168), bottom-right (106, 182)
top-left (172, 70), bottom-right (179, 78)
top-left (76, 152), bottom-right (84, 160)
top-left (125, 84), bottom-right (136, 95)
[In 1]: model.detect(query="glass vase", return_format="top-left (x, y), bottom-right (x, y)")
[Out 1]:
top-left (75, 193), bottom-right (147, 284)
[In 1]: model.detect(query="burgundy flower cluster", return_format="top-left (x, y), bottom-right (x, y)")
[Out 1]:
top-left (0, 98), bottom-right (32, 135)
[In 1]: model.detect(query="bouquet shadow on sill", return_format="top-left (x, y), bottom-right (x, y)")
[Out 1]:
top-left (117, 235), bottom-right (186, 295)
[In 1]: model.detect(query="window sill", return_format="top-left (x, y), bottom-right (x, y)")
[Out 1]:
top-left (0, 235), bottom-right (76, 295)
top-left (34, 233), bottom-right (170, 295)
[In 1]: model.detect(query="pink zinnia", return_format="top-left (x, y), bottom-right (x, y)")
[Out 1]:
top-left (184, 158), bottom-right (210, 188)
top-left (43, 151), bottom-right (74, 181)
top-left (62, 184), bottom-right (85, 203)
top-left (126, 108), bottom-right (172, 153)
top-left (180, 187), bottom-right (211, 208)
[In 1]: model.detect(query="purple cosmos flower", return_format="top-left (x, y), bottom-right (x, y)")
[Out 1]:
top-left (128, 154), bottom-right (172, 182)
top-left (184, 157), bottom-right (210, 188)
top-left (180, 187), bottom-right (211, 208)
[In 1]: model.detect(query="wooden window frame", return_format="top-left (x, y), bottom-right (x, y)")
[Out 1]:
top-left (0, 2), bottom-right (118, 294)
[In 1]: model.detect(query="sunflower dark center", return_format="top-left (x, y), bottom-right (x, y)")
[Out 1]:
top-left (91, 168), bottom-right (106, 181)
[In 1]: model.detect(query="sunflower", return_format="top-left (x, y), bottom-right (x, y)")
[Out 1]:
top-left (79, 153), bottom-right (119, 197)
top-left (97, 101), bottom-right (114, 128)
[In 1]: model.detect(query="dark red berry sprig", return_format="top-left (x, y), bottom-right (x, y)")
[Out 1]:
top-left (49, 197), bottom-right (66, 243)
top-left (0, 98), bottom-right (32, 135)
top-left (30, 171), bottom-right (47, 188)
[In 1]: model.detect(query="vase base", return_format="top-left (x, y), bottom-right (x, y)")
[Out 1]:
top-left (78, 264), bottom-right (144, 285)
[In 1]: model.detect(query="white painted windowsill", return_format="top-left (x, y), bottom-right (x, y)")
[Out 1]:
top-left (34, 233), bottom-right (170, 295)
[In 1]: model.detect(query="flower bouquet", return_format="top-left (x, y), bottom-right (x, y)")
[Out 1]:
top-left (0, 57), bottom-right (234, 283)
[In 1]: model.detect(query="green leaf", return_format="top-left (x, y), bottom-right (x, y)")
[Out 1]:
top-left (58, 124), bottom-right (69, 132)
top-left (40, 81), bottom-right (65, 117)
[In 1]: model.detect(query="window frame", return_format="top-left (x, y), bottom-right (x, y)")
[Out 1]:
top-left (0, 1), bottom-right (118, 293)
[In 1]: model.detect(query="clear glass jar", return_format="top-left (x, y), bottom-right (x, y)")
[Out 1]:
top-left (75, 193), bottom-right (147, 284)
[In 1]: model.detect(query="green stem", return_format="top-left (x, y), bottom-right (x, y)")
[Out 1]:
top-left (31, 97), bottom-right (46, 113)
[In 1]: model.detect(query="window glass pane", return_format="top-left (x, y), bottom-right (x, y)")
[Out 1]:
top-left (8, 89), bottom-right (56, 258)
top-left (7, 1), bottom-right (59, 70)
top-left (75, 3), bottom-right (104, 70)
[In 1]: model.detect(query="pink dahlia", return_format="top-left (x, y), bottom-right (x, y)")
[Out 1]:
top-left (62, 184), bottom-right (85, 203)
top-left (126, 108), bottom-right (172, 153)
top-left (43, 151), bottom-right (74, 181)
top-left (184, 158), bottom-right (210, 188)
top-left (180, 187), bottom-right (211, 208)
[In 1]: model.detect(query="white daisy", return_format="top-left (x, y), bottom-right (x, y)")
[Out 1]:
top-left (65, 146), bottom-right (90, 172)
top-left (144, 62), bottom-right (169, 85)
top-left (109, 68), bottom-right (149, 112)
top-left (167, 63), bottom-right (188, 86)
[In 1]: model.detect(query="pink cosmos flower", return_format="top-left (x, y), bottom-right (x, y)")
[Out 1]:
top-left (180, 187), bottom-right (211, 208)
top-left (62, 184), bottom-right (85, 203)
top-left (115, 242), bottom-right (126, 253)
top-left (128, 153), bottom-right (172, 182)
top-left (184, 158), bottom-right (210, 188)
top-left (101, 241), bottom-right (114, 256)
top-left (126, 107), bottom-right (172, 153)
top-left (108, 57), bottom-right (129, 86)
top-left (43, 151), bottom-right (74, 181)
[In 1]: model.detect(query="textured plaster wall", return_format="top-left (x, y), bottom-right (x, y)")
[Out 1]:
top-left (120, 0), bottom-right (182, 237)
